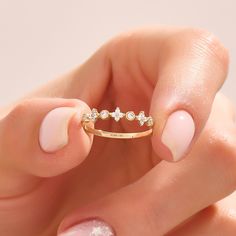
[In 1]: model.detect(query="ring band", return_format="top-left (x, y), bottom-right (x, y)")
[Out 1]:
top-left (82, 107), bottom-right (154, 139)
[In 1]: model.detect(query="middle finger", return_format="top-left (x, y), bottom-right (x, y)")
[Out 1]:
top-left (58, 93), bottom-right (236, 236)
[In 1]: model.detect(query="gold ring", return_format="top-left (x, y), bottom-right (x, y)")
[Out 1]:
top-left (82, 107), bottom-right (154, 139)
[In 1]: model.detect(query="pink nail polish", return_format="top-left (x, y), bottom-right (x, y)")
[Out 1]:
top-left (39, 107), bottom-right (78, 153)
top-left (59, 219), bottom-right (115, 236)
top-left (161, 110), bottom-right (195, 161)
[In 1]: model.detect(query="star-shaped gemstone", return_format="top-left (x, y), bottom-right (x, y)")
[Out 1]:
top-left (89, 108), bottom-right (99, 122)
top-left (136, 111), bottom-right (148, 126)
top-left (111, 107), bottom-right (125, 122)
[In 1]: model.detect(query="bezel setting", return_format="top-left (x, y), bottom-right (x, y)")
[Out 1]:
top-left (82, 107), bottom-right (154, 127)
top-left (126, 111), bottom-right (136, 121)
top-left (100, 110), bottom-right (110, 120)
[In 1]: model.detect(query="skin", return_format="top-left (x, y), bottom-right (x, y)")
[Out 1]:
top-left (0, 27), bottom-right (235, 235)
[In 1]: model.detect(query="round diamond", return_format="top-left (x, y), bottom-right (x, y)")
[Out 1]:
top-left (126, 111), bottom-right (135, 121)
top-left (100, 110), bottom-right (109, 120)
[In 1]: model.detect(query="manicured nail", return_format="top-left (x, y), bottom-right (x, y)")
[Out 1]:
top-left (39, 107), bottom-right (78, 152)
top-left (59, 219), bottom-right (115, 236)
top-left (161, 110), bottom-right (195, 161)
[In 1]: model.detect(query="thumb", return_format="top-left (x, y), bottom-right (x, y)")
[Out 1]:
top-left (0, 98), bottom-right (93, 196)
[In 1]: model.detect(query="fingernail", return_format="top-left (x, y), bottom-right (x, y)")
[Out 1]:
top-left (161, 110), bottom-right (195, 161)
top-left (39, 107), bottom-right (78, 152)
top-left (59, 219), bottom-right (115, 236)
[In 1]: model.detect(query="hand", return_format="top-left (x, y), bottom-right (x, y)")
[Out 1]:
top-left (0, 27), bottom-right (234, 236)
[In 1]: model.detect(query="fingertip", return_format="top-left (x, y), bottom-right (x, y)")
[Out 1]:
top-left (151, 133), bottom-right (174, 162)
top-left (152, 110), bottom-right (196, 162)
top-left (39, 107), bottom-right (78, 153)
top-left (39, 101), bottom-right (93, 154)
top-left (1, 97), bottom-right (94, 177)
top-left (34, 101), bottom-right (94, 177)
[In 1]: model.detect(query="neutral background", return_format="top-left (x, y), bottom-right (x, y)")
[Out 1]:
top-left (0, 0), bottom-right (235, 107)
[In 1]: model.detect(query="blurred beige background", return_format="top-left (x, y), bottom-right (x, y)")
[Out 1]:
top-left (0, 0), bottom-right (235, 106)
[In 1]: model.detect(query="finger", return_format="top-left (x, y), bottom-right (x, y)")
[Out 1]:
top-left (0, 98), bottom-right (93, 197)
top-left (167, 204), bottom-right (236, 236)
top-left (1, 42), bottom-right (111, 116)
top-left (167, 190), bottom-right (236, 236)
top-left (57, 95), bottom-right (236, 236)
top-left (149, 28), bottom-right (229, 162)
top-left (7, 27), bottom-right (229, 164)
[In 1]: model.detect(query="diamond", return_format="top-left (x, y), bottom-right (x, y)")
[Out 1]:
top-left (136, 111), bottom-right (148, 126)
top-left (111, 107), bottom-right (125, 122)
top-left (100, 110), bottom-right (110, 120)
top-left (146, 117), bottom-right (154, 127)
top-left (126, 111), bottom-right (136, 121)
top-left (89, 108), bottom-right (99, 122)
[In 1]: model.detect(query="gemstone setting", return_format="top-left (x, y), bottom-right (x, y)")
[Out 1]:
top-left (126, 111), bottom-right (136, 121)
top-left (89, 108), bottom-right (99, 122)
top-left (111, 107), bottom-right (125, 122)
top-left (136, 111), bottom-right (148, 126)
top-left (146, 117), bottom-right (154, 127)
top-left (100, 110), bottom-right (110, 120)
top-left (82, 107), bottom-right (154, 127)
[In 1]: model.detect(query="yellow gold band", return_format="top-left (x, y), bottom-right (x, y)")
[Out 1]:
top-left (83, 123), bottom-right (153, 139)
top-left (82, 107), bottom-right (154, 139)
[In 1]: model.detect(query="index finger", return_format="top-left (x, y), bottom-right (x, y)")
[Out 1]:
top-left (8, 27), bottom-right (229, 163)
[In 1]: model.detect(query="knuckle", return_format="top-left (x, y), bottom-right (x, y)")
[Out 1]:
top-left (0, 99), bottom-right (34, 151)
top-left (6, 99), bottom-right (33, 121)
top-left (107, 28), bottom-right (149, 56)
top-left (4, 98), bottom-right (42, 126)
top-left (110, 29), bottom-right (141, 44)
top-left (5, 98), bottom-right (91, 125)
top-left (107, 31), bottom-right (134, 56)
